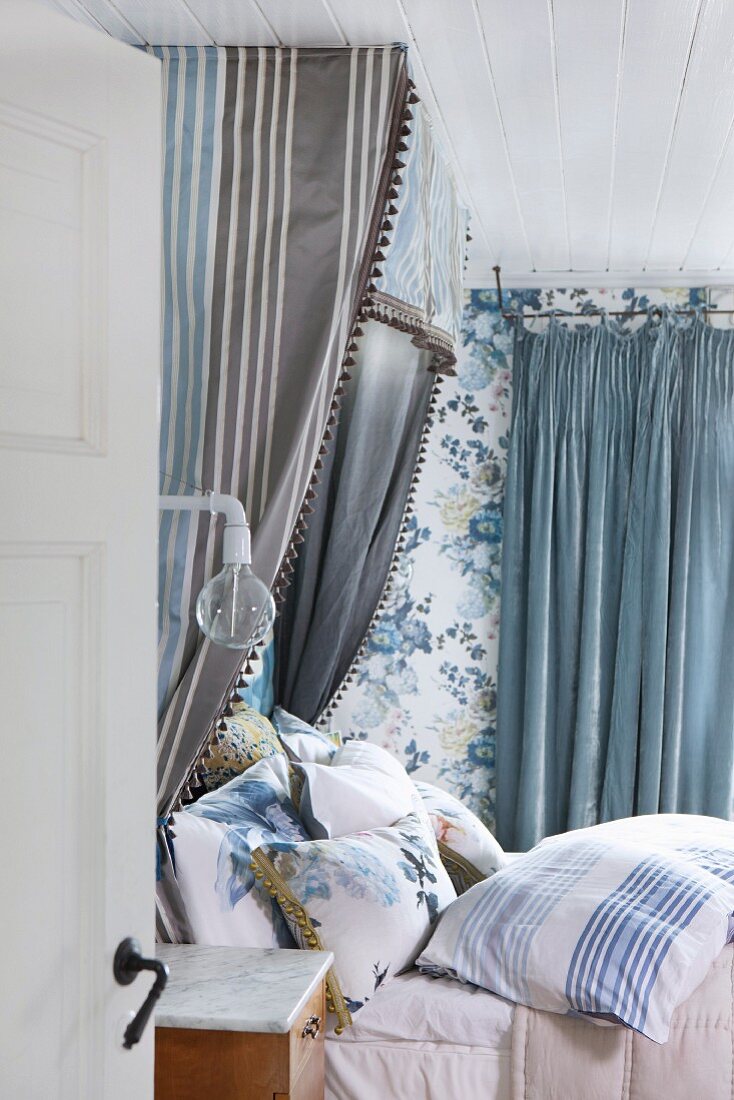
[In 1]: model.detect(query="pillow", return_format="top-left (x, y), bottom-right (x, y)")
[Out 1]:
top-left (173, 756), bottom-right (310, 948)
top-left (199, 700), bottom-right (284, 793)
top-left (332, 738), bottom-right (409, 781)
top-left (417, 814), bottom-right (734, 1043)
top-left (414, 780), bottom-right (506, 893)
top-left (251, 810), bottom-right (456, 1033)
top-left (271, 706), bottom-right (341, 765)
top-left (296, 740), bottom-right (420, 840)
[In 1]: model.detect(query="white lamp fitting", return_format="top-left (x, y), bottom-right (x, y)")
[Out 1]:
top-left (159, 492), bottom-right (275, 650)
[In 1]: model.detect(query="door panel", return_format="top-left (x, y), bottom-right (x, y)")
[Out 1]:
top-left (0, 546), bottom-right (105, 1098)
top-left (0, 103), bottom-right (106, 452)
top-left (0, 3), bottom-right (161, 1097)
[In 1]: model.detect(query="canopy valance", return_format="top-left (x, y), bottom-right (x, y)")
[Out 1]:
top-left (368, 100), bottom-right (469, 372)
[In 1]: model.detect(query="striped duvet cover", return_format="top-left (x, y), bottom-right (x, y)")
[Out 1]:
top-left (418, 814), bottom-right (734, 1043)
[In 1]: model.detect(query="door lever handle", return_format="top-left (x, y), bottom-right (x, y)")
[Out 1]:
top-left (113, 937), bottom-right (169, 1050)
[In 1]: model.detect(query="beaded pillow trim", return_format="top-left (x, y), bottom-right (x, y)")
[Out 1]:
top-left (249, 847), bottom-right (352, 1034)
top-left (436, 840), bottom-right (486, 896)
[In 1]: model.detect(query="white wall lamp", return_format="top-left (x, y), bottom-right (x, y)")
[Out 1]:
top-left (159, 493), bottom-right (275, 650)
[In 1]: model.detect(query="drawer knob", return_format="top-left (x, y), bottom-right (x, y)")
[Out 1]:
top-left (301, 1014), bottom-right (321, 1040)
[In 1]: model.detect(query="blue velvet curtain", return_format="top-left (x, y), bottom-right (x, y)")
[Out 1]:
top-left (496, 310), bottom-right (734, 851)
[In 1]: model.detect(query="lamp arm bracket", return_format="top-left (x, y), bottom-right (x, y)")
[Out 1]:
top-left (158, 492), bottom-right (251, 565)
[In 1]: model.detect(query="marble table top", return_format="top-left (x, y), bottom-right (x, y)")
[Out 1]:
top-left (155, 945), bottom-right (333, 1034)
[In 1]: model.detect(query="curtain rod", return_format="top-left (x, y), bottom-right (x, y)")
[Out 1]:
top-left (491, 265), bottom-right (734, 319)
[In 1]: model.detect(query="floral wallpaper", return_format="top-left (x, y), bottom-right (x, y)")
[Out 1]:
top-left (327, 286), bottom-right (731, 829)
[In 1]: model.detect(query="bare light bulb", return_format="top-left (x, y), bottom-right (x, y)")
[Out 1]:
top-left (195, 562), bottom-right (275, 650)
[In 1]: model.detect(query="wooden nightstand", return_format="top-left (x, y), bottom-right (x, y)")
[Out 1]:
top-left (154, 945), bottom-right (333, 1100)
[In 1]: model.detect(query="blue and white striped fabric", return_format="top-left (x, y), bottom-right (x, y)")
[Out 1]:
top-left (375, 101), bottom-right (468, 361)
top-left (417, 815), bottom-right (734, 1043)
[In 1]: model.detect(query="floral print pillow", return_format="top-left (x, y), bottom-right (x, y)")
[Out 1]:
top-left (251, 810), bottom-right (456, 1033)
top-left (172, 756), bottom-right (310, 948)
top-left (199, 700), bottom-right (285, 793)
top-left (414, 780), bottom-right (506, 893)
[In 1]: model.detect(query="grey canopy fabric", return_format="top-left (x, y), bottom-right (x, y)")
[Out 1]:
top-left (153, 45), bottom-right (409, 819)
top-left (496, 311), bottom-right (734, 852)
top-left (274, 87), bottom-right (468, 725)
top-left (276, 322), bottom-right (434, 723)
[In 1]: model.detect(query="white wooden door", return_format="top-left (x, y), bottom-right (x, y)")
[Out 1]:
top-left (0, 3), bottom-right (160, 1097)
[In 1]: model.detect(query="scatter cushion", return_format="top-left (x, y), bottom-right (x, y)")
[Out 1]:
top-left (271, 706), bottom-right (342, 765)
top-left (417, 814), bottom-right (734, 1043)
top-left (199, 700), bottom-right (284, 793)
top-left (173, 756), bottom-right (309, 948)
top-left (414, 780), bottom-right (506, 893)
top-left (252, 810), bottom-right (456, 1033)
top-left (296, 740), bottom-right (420, 839)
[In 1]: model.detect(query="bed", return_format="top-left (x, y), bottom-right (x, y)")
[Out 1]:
top-left (325, 945), bottom-right (734, 1100)
top-left (166, 704), bottom-right (734, 1100)
top-left (325, 971), bottom-right (514, 1100)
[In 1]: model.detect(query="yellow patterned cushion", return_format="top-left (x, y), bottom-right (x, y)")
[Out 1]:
top-left (200, 701), bottom-right (285, 793)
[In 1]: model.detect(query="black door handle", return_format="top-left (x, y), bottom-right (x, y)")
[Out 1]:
top-left (113, 937), bottom-right (169, 1050)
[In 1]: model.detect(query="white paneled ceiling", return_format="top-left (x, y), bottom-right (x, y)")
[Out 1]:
top-left (47, 0), bottom-right (734, 286)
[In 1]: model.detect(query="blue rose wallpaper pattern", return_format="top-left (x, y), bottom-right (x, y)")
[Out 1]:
top-left (328, 286), bottom-right (730, 830)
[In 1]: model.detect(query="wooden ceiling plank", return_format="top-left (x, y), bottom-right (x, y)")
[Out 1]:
top-left (645, 0), bottom-right (734, 270)
top-left (551, 0), bottom-right (626, 271)
top-left (546, 0), bottom-right (571, 268)
top-left (684, 128), bottom-right (734, 270)
top-left (327, 0), bottom-right (406, 45)
top-left (260, 0), bottom-right (349, 46)
top-left (475, 0), bottom-right (568, 272)
top-left (318, 0), bottom-right (349, 45)
top-left (181, 0), bottom-right (279, 45)
top-left (40, 0), bottom-right (113, 35)
top-left (69, 0), bottom-right (145, 42)
top-left (608, 0), bottom-right (703, 271)
top-left (82, 0), bottom-right (213, 44)
top-left (399, 0), bottom-right (533, 274)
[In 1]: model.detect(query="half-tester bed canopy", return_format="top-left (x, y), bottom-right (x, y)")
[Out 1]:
top-left (154, 43), bottom-right (467, 937)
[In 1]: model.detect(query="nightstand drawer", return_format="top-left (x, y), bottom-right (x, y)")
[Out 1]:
top-left (156, 1006), bottom-right (326, 1100)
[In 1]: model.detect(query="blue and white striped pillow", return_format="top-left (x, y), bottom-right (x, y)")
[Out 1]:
top-left (418, 815), bottom-right (734, 1043)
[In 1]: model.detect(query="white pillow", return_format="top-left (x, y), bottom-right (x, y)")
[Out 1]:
top-left (332, 738), bottom-right (410, 781)
top-left (271, 706), bottom-right (341, 765)
top-left (298, 739), bottom-right (423, 839)
top-left (414, 780), bottom-right (506, 892)
top-left (253, 810), bottom-right (457, 1033)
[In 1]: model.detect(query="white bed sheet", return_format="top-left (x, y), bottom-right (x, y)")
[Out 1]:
top-left (325, 971), bottom-right (514, 1100)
